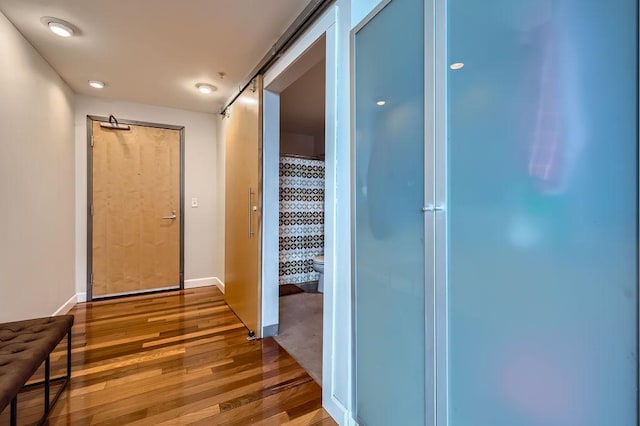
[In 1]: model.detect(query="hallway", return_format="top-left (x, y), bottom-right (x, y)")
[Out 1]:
top-left (1, 287), bottom-right (335, 425)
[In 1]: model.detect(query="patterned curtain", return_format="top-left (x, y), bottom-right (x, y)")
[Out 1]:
top-left (279, 156), bottom-right (325, 285)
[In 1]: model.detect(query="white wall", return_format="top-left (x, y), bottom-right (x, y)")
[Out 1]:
top-left (333, 0), bottom-right (354, 419)
top-left (0, 11), bottom-right (76, 321)
top-left (74, 95), bottom-right (223, 298)
top-left (262, 90), bottom-right (280, 336)
top-left (281, 132), bottom-right (318, 157)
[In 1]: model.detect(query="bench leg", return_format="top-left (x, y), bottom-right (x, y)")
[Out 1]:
top-left (10, 396), bottom-right (16, 426)
top-left (44, 355), bottom-right (50, 416)
top-left (67, 329), bottom-right (72, 379)
top-left (13, 329), bottom-right (72, 426)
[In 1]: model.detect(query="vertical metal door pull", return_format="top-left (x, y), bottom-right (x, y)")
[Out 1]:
top-left (248, 188), bottom-right (254, 238)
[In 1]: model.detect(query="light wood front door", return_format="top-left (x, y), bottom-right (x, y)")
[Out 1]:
top-left (90, 119), bottom-right (183, 298)
top-left (225, 77), bottom-right (263, 337)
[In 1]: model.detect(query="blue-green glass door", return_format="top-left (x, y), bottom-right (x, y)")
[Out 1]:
top-left (447, 0), bottom-right (638, 425)
top-left (353, 0), bottom-right (426, 424)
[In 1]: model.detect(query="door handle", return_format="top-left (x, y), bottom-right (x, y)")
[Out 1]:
top-left (248, 188), bottom-right (254, 238)
top-left (162, 210), bottom-right (177, 220)
top-left (422, 204), bottom-right (446, 212)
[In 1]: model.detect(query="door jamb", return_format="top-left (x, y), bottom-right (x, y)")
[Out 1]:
top-left (86, 115), bottom-right (185, 301)
top-left (262, 6), bottom-right (345, 421)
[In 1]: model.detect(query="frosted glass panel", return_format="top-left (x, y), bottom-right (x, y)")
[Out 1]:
top-left (354, 0), bottom-right (425, 424)
top-left (447, 0), bottom-right (638, 425)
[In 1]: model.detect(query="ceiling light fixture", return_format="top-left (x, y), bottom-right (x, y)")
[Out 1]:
top-left (41, 17), bottom-right (76, 38)
top-left (450, 62), bottom-right (465, 70)
top-left (376, 100), bottom-right (386, 106)
top-left (196, 83), bottom-right (217, 94)
top-left (49, 22), bottom-right (73, 37)
top-left (89, 80), bottom-right (105, 89)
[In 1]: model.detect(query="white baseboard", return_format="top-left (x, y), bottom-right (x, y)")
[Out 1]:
top-left (184, 276), bottom-right (225, 294)
top-left (53, 279), bottom-right (225, 317)
top-left (213, 277), bottom-right (225, 294)
top-left (53, 294), bottom-right (77, 316)
top-left (184, 277), bottom-right (216, 289)
top-left (344, 413), bottom-right (359, 426)
top-left (322, 393), bottom-right (350, 426)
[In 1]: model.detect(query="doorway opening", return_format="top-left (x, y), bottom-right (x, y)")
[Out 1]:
top-left (86, 116), bottom-right (185, 301)
top-left (262, 10), bottom-right (345, 416)
top-left (262, 34), bottom-right (327, 386)
top-left (274, 52), bottom-right (326, 384)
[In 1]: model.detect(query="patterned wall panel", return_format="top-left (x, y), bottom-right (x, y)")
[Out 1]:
top-left (279, 156), bottom-right (325, 285)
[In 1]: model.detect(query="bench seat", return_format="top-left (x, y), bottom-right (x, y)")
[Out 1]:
top-left (0, 315), bottom-right (73, 423)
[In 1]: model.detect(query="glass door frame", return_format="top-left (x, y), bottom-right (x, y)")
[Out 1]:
top-left (430, 0), bottom-right (448, 425)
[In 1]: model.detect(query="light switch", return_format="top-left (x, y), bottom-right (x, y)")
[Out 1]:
top-left (191, 197), bottom-right (198, 208)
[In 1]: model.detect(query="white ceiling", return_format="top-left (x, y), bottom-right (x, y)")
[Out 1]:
top-left (281, 58), bottom-right (325, 137)
top-left (0, 0), bottom-right (311, 113)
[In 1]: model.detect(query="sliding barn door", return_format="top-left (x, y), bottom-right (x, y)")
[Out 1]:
top-left (224, 77), bottom-right (263, 337)
top-left (90, 120), bottom-right (183, 299)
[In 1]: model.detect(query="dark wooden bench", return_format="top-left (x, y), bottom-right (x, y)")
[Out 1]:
top-left (0, 315), bottom-right (73, 426)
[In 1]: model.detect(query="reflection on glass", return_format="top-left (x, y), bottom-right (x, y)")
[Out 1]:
top-left (447, 0), bottom-right (638, 425)
top-left (354, 0), bottom-right (425, 424)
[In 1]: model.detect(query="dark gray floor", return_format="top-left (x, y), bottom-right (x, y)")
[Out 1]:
top-left (273, 292), bottom-right (323, 385)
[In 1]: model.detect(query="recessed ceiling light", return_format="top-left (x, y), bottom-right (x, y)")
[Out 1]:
top-left (41, 17), bottom-right (76, 38)
top-left (196, 83), bottom-right (217, 94)
top-left (89, 80), bottom-right (105, 89)
top-left (376, 100), bottom-right (386, 106)
top-left (450, 62), bottom-right (465, 70)
top-left (49, 22), bottom-right (73, 37)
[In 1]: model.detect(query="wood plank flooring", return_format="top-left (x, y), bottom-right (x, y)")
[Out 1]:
top-left (0, 287), bottom-right (336, 425)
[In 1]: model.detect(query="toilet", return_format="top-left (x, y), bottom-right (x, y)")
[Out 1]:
top-left (313, 255), bottom-right (324, 293)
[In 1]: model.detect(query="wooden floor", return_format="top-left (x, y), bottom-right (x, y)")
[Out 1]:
top-left (1, 287), bottom-right (336, 426)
